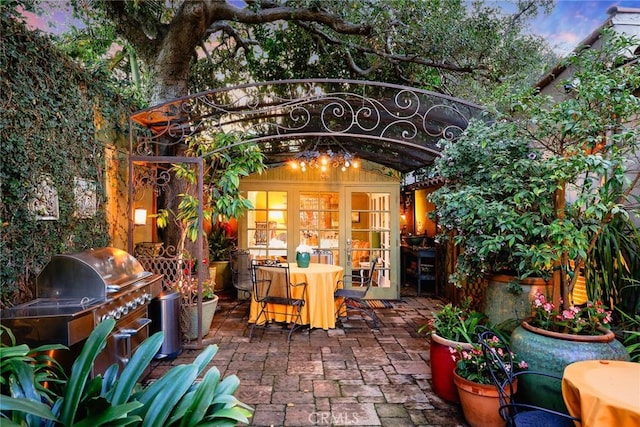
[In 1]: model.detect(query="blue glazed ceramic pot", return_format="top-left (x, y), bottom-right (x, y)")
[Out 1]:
top-left (510, 319), bottom-right (629, 413)
top-left (296, 252), bottom-right (310, 268)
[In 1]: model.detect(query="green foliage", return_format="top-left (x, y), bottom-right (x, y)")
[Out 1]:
top-left (618, 303), bottom-right (640, 362)
top-left (419, 297), bottom-right (487, 343)
top-left (208, 223), bottom-right (235, 261)
top-left (0, 13), bottom-right (138, 305)
top-left (431, 29), bottom-right (640, 303)
top-left (0, 321), bottom-right (253, 426)
top-left (170, 132), bottom-right (265, 245)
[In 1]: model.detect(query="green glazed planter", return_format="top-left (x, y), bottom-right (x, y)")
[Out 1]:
top-left (510, 319), bottom-right (629, 413)
top-left (481, 274), bottom-right (552, 325)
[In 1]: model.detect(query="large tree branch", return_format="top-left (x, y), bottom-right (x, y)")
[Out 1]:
top-left (220, 0), bottom-right (371, 35)
top-left (295, 20), bottom-right (489, 77)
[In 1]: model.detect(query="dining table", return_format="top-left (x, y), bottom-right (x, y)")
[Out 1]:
top-left (249, 262), bottom-right (345, 330)
top-left (562, 359), bottom-right (640, 427)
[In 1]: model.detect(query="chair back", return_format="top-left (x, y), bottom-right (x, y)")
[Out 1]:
top-left (250, 258), bottom-right (274, 303)
top-left (311, 249), bottom-right (334, 265)
top-left (255, 263), bottom-right (295, 300)
top-left (230, 249), bottom-right (251, 292)
top-left (362, 257), bottom-right (379, 294)
top-left (477, 327), bottom-right (518, 419)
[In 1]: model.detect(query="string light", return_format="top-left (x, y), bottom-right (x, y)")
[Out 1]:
top-left (289, 141), bottom-right (359, 173)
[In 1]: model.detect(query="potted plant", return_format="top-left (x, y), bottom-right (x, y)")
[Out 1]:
top-left (208, 221), bottom-right (235, 291)
top-left (418, 297), bottom-right (487, 402)
top-left (510, 291), bottom-right (628, 412)
top-left (430, 29), bottom-right (640, 325)
top-left (452, 335), bottom-right (528, 427)
top-left (175, 272), bottom-right (219, 340)
top-left (155, 132), bottom-right (264, 340)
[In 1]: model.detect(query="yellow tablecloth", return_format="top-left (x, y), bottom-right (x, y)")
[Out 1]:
top-left (562, 360), bottom-right (640, 427)
top-left (249, 263), bottom-right (344, 330)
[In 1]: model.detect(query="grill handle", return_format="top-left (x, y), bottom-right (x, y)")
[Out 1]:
top-left (114, 318), bottom-right (151, 365)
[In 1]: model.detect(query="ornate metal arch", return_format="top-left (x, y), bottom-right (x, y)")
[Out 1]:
top-left (129, 79), bottom-right (485, 173)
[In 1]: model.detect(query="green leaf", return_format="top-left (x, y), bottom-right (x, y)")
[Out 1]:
top-left (109, 331), bottom-right (163, 405)
top-left (59, 319), bottom-right (115, 425)
top-left (140, 365), bottom-right (198, 427)
top-left (178, 367), bottom-right (220, 427)
top-left (73, 402), bottom-right (143, 427)
top-left (0, 395), bottom-right (58, 421)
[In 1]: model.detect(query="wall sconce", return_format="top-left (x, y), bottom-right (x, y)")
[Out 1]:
top-left (134, 208), bottom-right (148, 225)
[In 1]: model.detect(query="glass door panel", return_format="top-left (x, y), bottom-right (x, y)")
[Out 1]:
top-left (246, 190), bottom-right (288, 260)
top-left (299, 192), bottom-right (339, 264)
top-left (346, 189), bottom-right (395, 299)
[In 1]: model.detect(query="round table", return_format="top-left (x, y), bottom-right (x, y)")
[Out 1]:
top-left (249, 263), bottom-right (344, 330)
top-left (562, 359), bottom-right (640, 427)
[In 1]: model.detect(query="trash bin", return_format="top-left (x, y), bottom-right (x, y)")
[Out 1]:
top-left (149, 291), bottom-right (182, 359)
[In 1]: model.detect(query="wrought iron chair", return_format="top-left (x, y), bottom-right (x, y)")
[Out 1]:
top-left (311, 248), bottom-right (334, 264)
top-left (334, 257), bottom-right (380, 328)
top-left (477, 327), bottom-right (580, 427)
top-left (229, 249), bottom-right (252, 315)
top-left (249, 260), bottom-right (308, 342)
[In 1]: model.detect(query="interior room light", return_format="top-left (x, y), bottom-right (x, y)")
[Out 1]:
top-left (134, 208), bottom-right (147, 225)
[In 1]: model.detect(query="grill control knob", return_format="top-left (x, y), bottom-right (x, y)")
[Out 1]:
top-left (113, 309), bottom-right (121, 320)
top-left (143, 293), bottom-right (152, 302)
top-left (120, 305), bottom-right (129, 316)
top-left (127, 300), bottom-right (137, 310)
top-left (135, 296), bottom-right (145, 305)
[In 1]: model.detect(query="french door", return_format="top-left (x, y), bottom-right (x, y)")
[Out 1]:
top-left (344, 187), bottom-right (397, 299)
top-left (242, 185), bottom-right (400, 299)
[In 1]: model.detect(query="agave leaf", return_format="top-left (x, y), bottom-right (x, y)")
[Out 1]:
top-left (140, 365), bottom-right (198, 427)
top-left (167, 389), bottom-right (198, 425)
top-left (72, 401), bottom-right (143, 427)
top-left (0, 395), bottom-right (58, 421)
top-left (207, 406), bottom-right (252, 424)
top-left (191, 344), bottom-right (217, 374)
top-left (0, 344), bottom-right (30, 360)
top-left (8, 359), bottom-right (40, 401)
top-left (59, 319), bottom-right (115, 425)
top-left (214, 374), bottom-right (240, 396)
top-left (109, 331), bottom-right (163, 405)
top-left (177, 367), bottom-right (220, 427)
top-left (101, 364), bottom-right (120, 396)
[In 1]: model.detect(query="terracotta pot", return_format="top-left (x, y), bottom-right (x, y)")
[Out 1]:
top-left (430, 333), bottom-right (473, 403)
top-left (510, 319), bottom-right (629, 413)
top-left (481, 274), bottom-right (552, 325)
top-left (454, 371), bottom-right (511, 427)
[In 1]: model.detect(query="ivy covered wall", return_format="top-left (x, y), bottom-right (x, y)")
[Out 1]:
top-left (0, 14), bottom-right (137, 306)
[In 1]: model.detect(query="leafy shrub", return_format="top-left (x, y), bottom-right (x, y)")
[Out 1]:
top-left (0, 321), bottom-right (253, 426)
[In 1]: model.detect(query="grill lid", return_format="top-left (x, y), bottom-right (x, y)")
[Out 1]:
top-left (36, 247), bottom-right (151, 299)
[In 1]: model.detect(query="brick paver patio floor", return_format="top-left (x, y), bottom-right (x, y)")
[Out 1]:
top-left (144, 287), bottom-right (467, 426)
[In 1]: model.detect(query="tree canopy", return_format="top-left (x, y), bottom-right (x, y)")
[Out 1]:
top-left (20, 0), bottom-right (558, 107)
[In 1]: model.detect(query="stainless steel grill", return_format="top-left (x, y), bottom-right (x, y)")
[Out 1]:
top-left (1, 247), bottom-right (162, 375)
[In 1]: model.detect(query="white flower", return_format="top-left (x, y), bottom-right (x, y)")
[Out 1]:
top-left (296, 243), bottom-right (314, 254)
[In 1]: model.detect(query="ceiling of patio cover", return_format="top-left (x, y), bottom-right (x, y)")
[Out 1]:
top-left (129, 79), bottom-right (485, 174)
